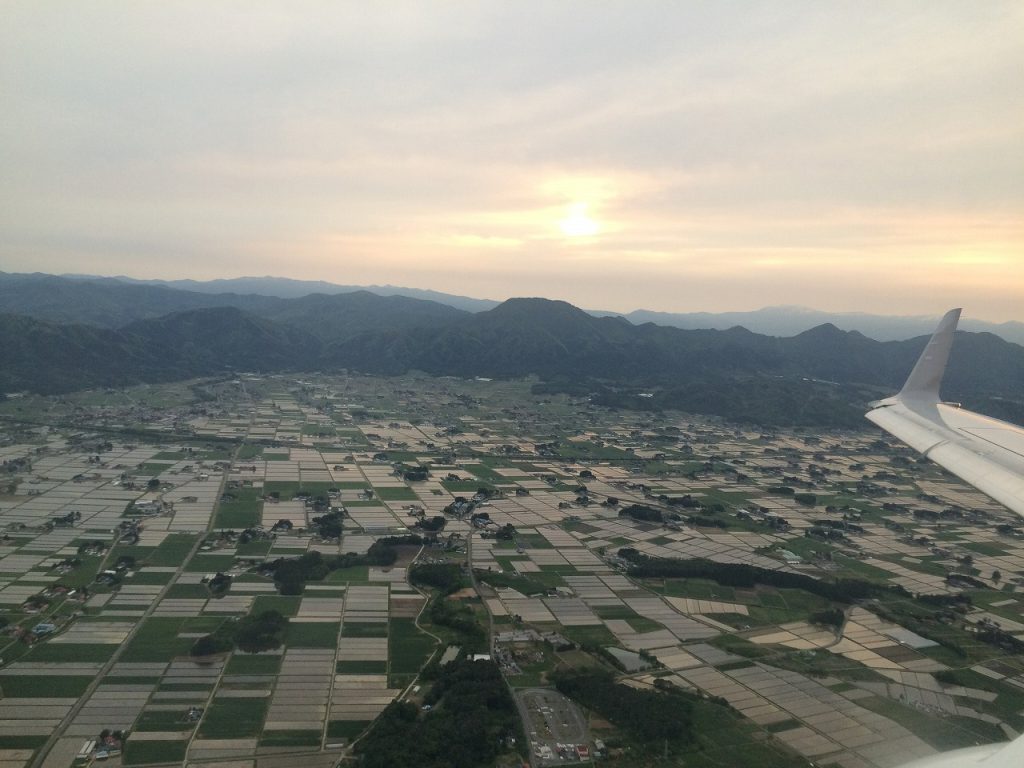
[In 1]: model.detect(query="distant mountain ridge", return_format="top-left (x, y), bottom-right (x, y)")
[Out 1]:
top-left (617, 306), bottom-right (1024, 345)
top-left (64, 273), bottom-right (500, 313)
top-left (2, 271), bottom-right (1022, 428)
top-left (25, 272), bottom-right (1023, 343)
top-left (0, 273), bottom-right (469, 341)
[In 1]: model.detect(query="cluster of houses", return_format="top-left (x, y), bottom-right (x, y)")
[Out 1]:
top-left (78, 729), bottom-right (125, 761)
top-left (7, 585), bottom-right (85, 643)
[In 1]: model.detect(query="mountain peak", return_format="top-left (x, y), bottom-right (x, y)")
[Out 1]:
top-left (483, 297), bottom-right (598, 328)
top-left (490, 296), bottom-right (581, 311)
top-left (797, 322), bottom-right (845, 337)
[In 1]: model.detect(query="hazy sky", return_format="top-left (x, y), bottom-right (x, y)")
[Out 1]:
top-left (2, 2), bottom-right (1022, 320)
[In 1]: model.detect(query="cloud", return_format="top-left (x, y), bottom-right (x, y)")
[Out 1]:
top-left (444, 234), bottom-right (523, 249)
top-left (0, 2), bottom-right (1021, 320)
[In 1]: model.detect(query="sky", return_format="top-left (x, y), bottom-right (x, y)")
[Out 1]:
top-left (2, 2), bottom-right (1022, 320)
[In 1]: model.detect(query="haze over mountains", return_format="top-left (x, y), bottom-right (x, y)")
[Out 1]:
top-left (1, 272), bottom-right (1022, 428)
top-left (48, 273), bottom-right (1024, 344)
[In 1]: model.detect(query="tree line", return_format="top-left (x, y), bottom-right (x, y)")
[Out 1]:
top-left (553, 668), bottom-right (695, 747)
top-left (618, 549), bottom-right (907, 603)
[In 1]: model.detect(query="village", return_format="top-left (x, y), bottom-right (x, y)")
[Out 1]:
top-left (0, 372), bottom-right (1022, 768)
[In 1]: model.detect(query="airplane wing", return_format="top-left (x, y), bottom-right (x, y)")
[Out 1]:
top-left (897, 738), bottom-right (1024, 768)
top-left (866, 309), bottom-right (1024, 767)
top-left (865, 308), bottom-right (1024, 519)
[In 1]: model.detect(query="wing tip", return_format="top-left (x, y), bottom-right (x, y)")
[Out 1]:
top-left (897, 308), bottom-right (962, 402)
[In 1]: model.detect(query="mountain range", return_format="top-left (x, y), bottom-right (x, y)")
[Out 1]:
top-left (1, 272), bottom-right (1022, 428)
top-left (50, 272), bottom-right (1024, 344)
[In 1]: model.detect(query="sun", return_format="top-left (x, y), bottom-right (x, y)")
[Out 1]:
top-left (558, 203), bottom-right (599, 238)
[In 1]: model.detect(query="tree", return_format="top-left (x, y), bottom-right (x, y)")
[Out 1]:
top-left (235, 610), bottom-right (288, 652)
top-left (147, 478), bottom-right (160, 490)
top-left (993, 570), bottom-right (1002, 583)
top-left (311, 510), bottom-right (344, 539)
top-left (191, 633), bottom-right (232, 657)
top-left (208, 572), bottom-right (231, 595)
top-left (619, 504), bottom-right (663, 523)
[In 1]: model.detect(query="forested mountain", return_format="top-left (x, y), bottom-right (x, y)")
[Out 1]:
top-left (0, 273), bottom-right (281, 327)
top-left (2, 291), bottom-right (1022, 427)
top-left (0, 272), bottom-right (470, 335)
top-left (43, 273), bottom-right (1024, 344)
top-left (123, 308), bottom-right (321, 373)
top-left (262, 290), bottom-right (465, 342)
top-left (324, 299), bottom-right (1024, 400)
top-left (6, 272), bottom-right (1021, 344)
top-left (0, 309), bottom-right (318, 393)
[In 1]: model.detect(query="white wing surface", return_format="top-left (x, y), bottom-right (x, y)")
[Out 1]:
top-left (896, 737), bottom-right (1024, 768)
top-left (866, 309), bottom-right (1024, 766)
top-left (865, 308), bottom-right (1024, 518)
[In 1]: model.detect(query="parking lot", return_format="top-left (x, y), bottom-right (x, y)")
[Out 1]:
top-left (517, 688), bottom-right (590, 765)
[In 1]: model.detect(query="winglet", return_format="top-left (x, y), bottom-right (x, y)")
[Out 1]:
top-left (898, 308), bottom-right (961, 402)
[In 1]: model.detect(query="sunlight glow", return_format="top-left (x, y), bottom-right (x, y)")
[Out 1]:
top-left (558, 203), bottom-right (599, 238)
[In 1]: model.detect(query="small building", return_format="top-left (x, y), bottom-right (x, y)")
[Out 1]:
top-left (779, 549), bottom-right (802, 565)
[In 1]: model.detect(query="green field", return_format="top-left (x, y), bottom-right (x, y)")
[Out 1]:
top-left (342, 622), bottom-right (388, 638)
top-left (215, 486), bottom-right (264, 528)
top-left (327, 720), bottom-right (370, 741)
top-left (135, 462), bottom-right (170, 476)
top-left (121, 617), bottom-right (216, 662)
top-left (123, 740), bottom-right (188, 765)
top-left (134, 709), bottom-right (197, 732)
top-left (236, 539), bottom-right (273, 556)
top-left (124, 570), bottom-right (174, 585)
top-left (559, 624), bottom-right (618, 647)
top-left (477, 571), bottom-right (550, 595)
top-left (326, 565), bottom-right (370, 583)
top-left (0, 735), bottom-right (47, 752)
top-left (252, 594), bottom-right (302, 616)
top-left (374, 486), bottom-right (419, 501)
top-left (237, 444), bottom-right (264, 459)
top-left (389, 618), bottom-right (437, 675)
top-left (263, 481), bottom-right (301, 499)
top-left (164, 584), bottom-right (211, 599)
top-left (286, 621), bottom-right (340, 648)
top-left (185, 553), bottom-right (237, 573)
top-left (119, 533), bottom-right (198, 567)
top-left (259, 730), bottom-right (322, 747)
top-left (198, 697), bottom-right (269, 738)
top-left (0, 675), bottom-right (94, 697)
